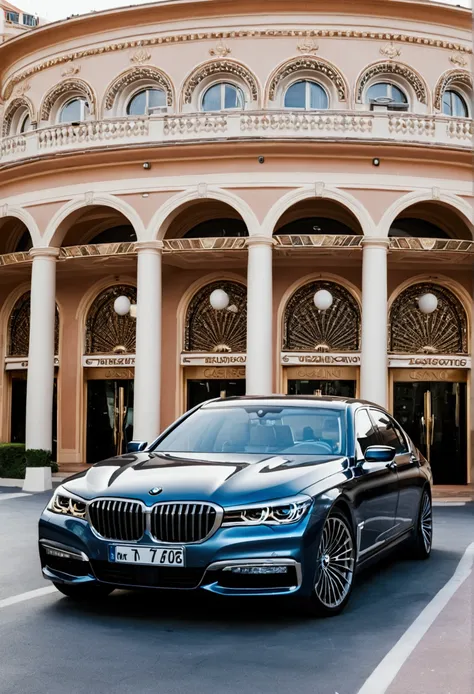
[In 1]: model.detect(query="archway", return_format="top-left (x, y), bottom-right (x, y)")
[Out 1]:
top-left (164, 200), bottom-right (249, 240)
top-left (59, 207), bottom-right (138, 247)
top-left (281, 279), bottom-right (361, 398)
top-left (273, 198), bottom-right (364, 237)
top-left (389, 281), bottom-right (469, 485)
top-left (389, 201), bottom-right (473, 240)
top-left (84, 284), bottom-right (137, 463)
top-left (0, 217), bottom-right (33, 254)
top-left (182, 279), bottom-right (247, 410)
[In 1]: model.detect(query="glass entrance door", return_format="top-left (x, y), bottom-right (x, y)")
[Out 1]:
top-left (393, 381), bottom-right (467, 485)
top-left (10, 375), bottom-right (57, 460)
top-left (288, 380), bottom-right (356, 398)
top-left (187, 379), bottom-right (246, 410)
top-left (86, 380), bottom-right (134, 464)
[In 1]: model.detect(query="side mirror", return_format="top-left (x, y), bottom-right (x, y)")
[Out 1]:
top-left (364, 445), bottom-right (396, 464)
top-left (127, 441), bottom-right (148, 453)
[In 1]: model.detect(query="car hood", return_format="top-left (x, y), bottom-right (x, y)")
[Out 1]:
top-left (64, 452), bottom-right (349, 506)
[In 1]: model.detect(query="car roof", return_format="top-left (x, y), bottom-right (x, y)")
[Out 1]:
top-left (200, 395), bottom-right (380, 410)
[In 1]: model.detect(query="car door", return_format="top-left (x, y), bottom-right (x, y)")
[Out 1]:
top-left (353, 408), bottom-right (399, 557)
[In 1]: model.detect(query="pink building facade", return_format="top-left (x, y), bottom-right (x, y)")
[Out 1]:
top-left (0, 0), bottom-right (472, 485)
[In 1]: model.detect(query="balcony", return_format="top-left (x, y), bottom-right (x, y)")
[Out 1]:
top-left (0, 111), bottom-right (472, 164)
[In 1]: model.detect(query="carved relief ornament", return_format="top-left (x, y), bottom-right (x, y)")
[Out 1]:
top-left (182, 60), bottom-right (259, 104)
top-left (2, 96), bottom-right (35, 137)
top-left (379, 42), bottom-right (401, 60)
top-left (450, 51), bottom-right (468, 68)
top-left (104, 66), bottom-right (173, 110)
top-left (356, 61), bottom-right (427, 103)
top-left (40, 78), bottom-right (96, 120)
top-left (2, 30), bottom-right (471, 101)
top-left (268, 57), bottom-right (347, 101)
top-left (433, 69), bottom-right (473, 111)
top-left (209, 39), bottom-right (231, 57)
top-left (130, 48), bottom-right (152, 64)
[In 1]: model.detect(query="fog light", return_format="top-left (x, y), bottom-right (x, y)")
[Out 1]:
top-left (228, 566), bottom-right (288, 575)
top-left (45, 547), bottom-right (75, 560)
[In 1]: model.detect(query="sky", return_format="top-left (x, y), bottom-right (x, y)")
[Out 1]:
top-left (21, 0), bottom-right (472, 21)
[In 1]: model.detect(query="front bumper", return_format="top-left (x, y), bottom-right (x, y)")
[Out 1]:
top-left (39, 508), bottom-right (321, 597)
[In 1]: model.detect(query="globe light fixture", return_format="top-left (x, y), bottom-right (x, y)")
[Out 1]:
top-left (418, 293), bottom-right (438, 315)
top-left (313, 289), bottom-right (333, 311)
top-left (113, 295), bottom-right (131, 316)
top-left (210, 289), bottom-right (230, 311)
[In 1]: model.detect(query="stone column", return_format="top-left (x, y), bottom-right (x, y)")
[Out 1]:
top-left (25, 247), bottom-right (60, 452)
top-left (246, 236), bottom-right (275, 395)
top-left (133, 241), bottom-right (163, 445)
top-left (360, 238), bottom-right (390, 408)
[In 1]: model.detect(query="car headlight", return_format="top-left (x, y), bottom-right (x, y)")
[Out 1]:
top-left (47, 487), bottom-right (87, 519)
top-left (222, 495), bottom-right (312, 526)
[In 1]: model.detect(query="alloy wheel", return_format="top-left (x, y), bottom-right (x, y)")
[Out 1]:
top-left (315, 515), bottom-right (355, 609)
top-left (420, 492), bottom-right (433, 554)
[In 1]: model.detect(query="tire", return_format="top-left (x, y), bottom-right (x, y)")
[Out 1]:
top-left (301, 509), bottom-right (357, 617)
top-left (53, 581), bottom-right (114, 601)
top-left (408, 488), bottom-right (433, 560)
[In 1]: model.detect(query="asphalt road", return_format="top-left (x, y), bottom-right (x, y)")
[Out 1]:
top-left (0, 488), bottom-right (472, 694)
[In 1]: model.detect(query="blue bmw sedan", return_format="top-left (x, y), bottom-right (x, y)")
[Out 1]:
top-left (39, 396), bottom-right (433, 616)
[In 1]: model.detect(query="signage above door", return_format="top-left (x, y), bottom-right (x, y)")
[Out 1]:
top-left (181, 353), bottom-right (246, 366)
top-left (389, 355), bottom-right (471, 369)
top-left (281, 353), bottom-right (361, 366)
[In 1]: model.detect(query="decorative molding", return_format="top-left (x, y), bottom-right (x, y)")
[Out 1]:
top-left (12, 81), bottom-right (31, 97)
top-left (268, 57), bottom-right (347, 101)
top-left (388, 354), bottom-right (471, 369)
top-left (184, 280), bottom-right (247, 353)
top-left (104, 66), bottom-right (173, 110)
top-left (8, 291), bottom-right (59, 357)
top-left (1, 96), bottom-right (34, 137)
top-left (130, 48), bottom-right (152, 65)
top-left (163, 113), bottom-right (228, 135)
top-left (82, 355), bottom-right (136, 367)
top-left (61, 64), bottom-right (80, 78)
top-left (432, 186), bottom-right (441, 200)
top-left (433, 69), bottom-right (473, 110)
top-left (281, 352), bottom-right (360, 365)
top-left (389, 283), bottom-right (468, 355)
top-left (356, 61), bottom-right (427, 103)
top-left (379, 42), bottom-right (401, 60)
top-left (37, 118), bottom-right (148, 149)
top-left (297, 38), bottom-right (319, 54)
top-left (40, 78), bottom-right (96, 119)
top-left (2, 29), bottom-right (471, 100)
top-left (240, 112), bottom-right (372, 132)
top-left (209, 39), bottom-right (231, 58)
top-left (450, 51), bottom-right (468, 68)
top-left (180, 353), bottom-right (246, 366)
top-left (315, 181), bottom-right (325, 197)
top-left (388, 115), bottom-right (435, 136)
top-left (197, 182), bottom-right (208, 198)
top-left (84, 191), bottom-right (94, 205)
top-left (283, 280), bottom-right (360, 352)
top-left (182, 59), bottom-right (259, 104)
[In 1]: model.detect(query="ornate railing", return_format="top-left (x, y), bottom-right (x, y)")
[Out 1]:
top-left (0, 111), bottom-right (472, 163)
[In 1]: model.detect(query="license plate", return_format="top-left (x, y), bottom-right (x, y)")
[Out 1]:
top-left (109, 545), bottom-right (185, 567)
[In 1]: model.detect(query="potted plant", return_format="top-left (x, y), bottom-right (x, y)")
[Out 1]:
top-left (22, 449), bottom-right (54, 493)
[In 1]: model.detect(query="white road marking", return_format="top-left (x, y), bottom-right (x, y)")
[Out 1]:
top-left (0, 586), bottom-right (57, 610)
top-left (357, 541), bottom-right (474, 694)
top-left (0, 493), bottom-right (32, 501)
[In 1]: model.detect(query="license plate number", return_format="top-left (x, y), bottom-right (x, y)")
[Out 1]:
top-left (109, 545), bottom-right (185, 567)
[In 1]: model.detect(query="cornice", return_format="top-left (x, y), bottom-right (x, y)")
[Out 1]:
top-left (1, 28), bottom-right (472, 101)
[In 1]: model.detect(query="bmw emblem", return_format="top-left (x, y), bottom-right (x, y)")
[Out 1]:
top-left (149, 487), bottom-right (163, 496)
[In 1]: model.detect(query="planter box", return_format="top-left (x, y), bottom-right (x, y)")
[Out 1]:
top-left (23, 467), bottom-right (52, 492)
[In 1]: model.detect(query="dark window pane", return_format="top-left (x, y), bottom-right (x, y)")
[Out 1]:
top-left (285, 81), bottom-right (307, 108)
top-left (370, 409), bottom-right (407, 453)
top-left (355, 409), bottom-right (379, 458)
top-left (202, 84), bottom-right (222, 112)
top-left (127, 91), bottom-right (147, 116)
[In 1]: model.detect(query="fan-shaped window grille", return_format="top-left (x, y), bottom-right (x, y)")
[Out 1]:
top-left (85, 285), bottom-right (137, 354)
top-left (8, 292), bottom-right (59, 357)
top-left (389, 284), bottom-right (467, 354)
top-left (184, 281), bottom-right (247, 353)
top-left (283, 281), bottom-right (360, 352)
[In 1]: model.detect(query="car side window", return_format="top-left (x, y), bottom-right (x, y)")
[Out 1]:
top-left (355, 409), bottom-right (379, 459)
top-left (369, 409), bottom-right (408, 454)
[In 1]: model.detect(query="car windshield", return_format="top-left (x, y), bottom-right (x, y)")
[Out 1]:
top-left (152, 405), bottom-right (346, 456)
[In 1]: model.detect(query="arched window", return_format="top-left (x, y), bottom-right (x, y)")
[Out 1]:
top-left (284, 81), bottom-right (328, 110)
top-left (283, 281), bottom-right (360, 352)
top-left (276, 217), bottom-right (356, 236)
top-left (389, 219), bottom-right (449, 239)
top-left (126, 88), bottom-right (167, 116)
top-left (442, 90), bottom-right (468, 118)
top-left (201, 83), bottom-right (244, 112)
top-left (367, 82), bottom-right (407, 108)
top-left (8, 292), bottom-right (59, 356)
top-left (59, 98), bottom-right (90, 124)
top-left (85, 285), bottom-right (136, 355)
top-left (184, 281), bottom-right (247, 353)
top-left (19, 114), bottom-right (32, 133)
top-left (88, 226), bottom-right (137, 244)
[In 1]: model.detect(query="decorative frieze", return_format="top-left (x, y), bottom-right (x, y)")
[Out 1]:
top-left (2, 29), bottom-right (471, 101)
top-left (1, 96), bottom-right (34, 137)
top-left (281, 353), bottom-right (361, 366)
top-left (268, 57), bottom-right (347, 101)
top-left (388, 355), bottom-right (471, 369)
top-left (433, 69), bottom-right (473, 111)
top-left (388, 115), bottom-right (435, 136)
top-left (163, 113), bottom-right (228, 135)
